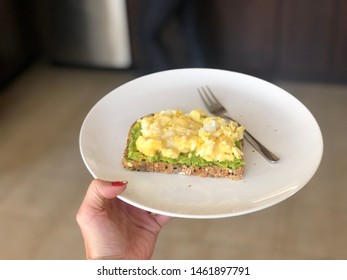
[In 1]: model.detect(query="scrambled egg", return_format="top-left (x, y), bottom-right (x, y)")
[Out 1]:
top-left (136, 109), bottom-right (244, 162)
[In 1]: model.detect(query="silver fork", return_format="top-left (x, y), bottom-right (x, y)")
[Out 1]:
top-left (198, 86), bottom-right (279, 163)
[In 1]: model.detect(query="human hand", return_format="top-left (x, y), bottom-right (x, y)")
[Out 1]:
top-left (76, 179), bottom-right (172, 259)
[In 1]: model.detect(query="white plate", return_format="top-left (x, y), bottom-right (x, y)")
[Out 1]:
top-left (79, 68), bottom-right (323, 218)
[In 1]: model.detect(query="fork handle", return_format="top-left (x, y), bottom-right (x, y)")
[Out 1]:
top-left (243, 130), bottom-right (280, 163)
top-left (222, 115), bottom-right (280, 163)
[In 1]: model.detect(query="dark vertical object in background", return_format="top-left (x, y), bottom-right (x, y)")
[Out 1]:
top-left (0, 0), bottom-right (40, 88)
top-left (47, 1), bottom-right (89, 65)
top-left (333, 0), bottom-right (347, 78)
top-left (134, 0), bottom-right (205, 75)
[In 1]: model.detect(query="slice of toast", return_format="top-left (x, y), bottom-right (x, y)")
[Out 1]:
top-left (122, 110), bottom-right (245, 180)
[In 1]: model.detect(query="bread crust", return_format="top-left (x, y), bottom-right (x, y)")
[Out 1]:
top-left (122, 119), bottom-right (244, 180)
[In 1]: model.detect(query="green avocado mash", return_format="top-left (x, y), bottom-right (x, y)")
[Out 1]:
top-left (126, 121), bottom-right (244, 170)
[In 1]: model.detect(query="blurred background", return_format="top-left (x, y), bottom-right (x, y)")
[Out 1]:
top-left (1, 0), bottom-right (347, 259)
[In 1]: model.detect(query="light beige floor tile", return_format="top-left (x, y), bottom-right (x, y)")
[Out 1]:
top-left (281, 201), bottom-right (347, 259)
top-left (0, 214), bottom-right (49, 260)
top-left (32, 215), bottom-right (86, 260)
top-left (153, 236), bottom-right (211, 260)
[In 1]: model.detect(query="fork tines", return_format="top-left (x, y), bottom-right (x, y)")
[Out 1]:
top-left (197, 86), bottom-right (220, 108)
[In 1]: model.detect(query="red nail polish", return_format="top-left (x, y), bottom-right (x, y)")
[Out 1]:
top-left (111, 181), bottom-right (128, 187)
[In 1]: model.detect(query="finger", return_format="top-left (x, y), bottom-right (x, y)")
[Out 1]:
top-left (154, 214), bottom-right (173, 228)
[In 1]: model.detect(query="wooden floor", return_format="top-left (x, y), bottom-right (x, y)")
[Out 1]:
top-left (0, 62), bottom-right (346, 259)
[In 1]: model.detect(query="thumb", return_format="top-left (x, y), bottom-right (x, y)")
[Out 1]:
top-left (80, 179), bottom-right (128, 211)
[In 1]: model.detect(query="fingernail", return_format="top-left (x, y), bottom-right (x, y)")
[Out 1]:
top-left (111, 181), bottom-right (128, 187)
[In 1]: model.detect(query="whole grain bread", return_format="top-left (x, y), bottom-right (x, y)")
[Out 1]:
top-left (122, 119), bottom-right (244, 180)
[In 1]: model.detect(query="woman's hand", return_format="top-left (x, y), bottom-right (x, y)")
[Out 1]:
top-left (76, 179), bottom-right (172, 259)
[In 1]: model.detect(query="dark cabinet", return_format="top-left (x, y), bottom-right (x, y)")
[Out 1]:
top-left (128, 0), bottom-right (347, 82)
top-left (202, 0), bottom-right (278, 76)
top-left (202, 0), bottom-right (347, 82)
top-left (278, 0), bottom-right (345, 81)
